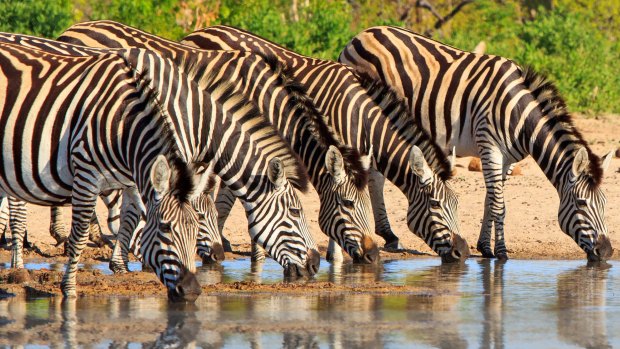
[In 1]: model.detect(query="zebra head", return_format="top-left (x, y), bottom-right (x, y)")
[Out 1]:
top-left (407, 146), bottom-right (469, 263)
top-left (319, 146), bottom-right (377, 263)
top-left (191, 164), bottom-right (225, 264)
top-left (142, 155), bottom-right (211, 303)
top-left (247, 157), bottom-right (320, 279)
top-left (560, 148), bottom-right (613, 262)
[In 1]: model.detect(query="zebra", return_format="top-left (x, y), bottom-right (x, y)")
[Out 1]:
top-left (180, 26), bottom-right (470, 262)
top-left (0, 186), bottom-right (224, 272)
top-left (0, 34), bottom-right (319, 270)
top-left (338, 25), bottom-right (614, 261)
top-left (0, 44), bottom-right (319, 300)
top-left (0, 42), bottom-right (210, 301)
top-left (112, 163), bottom-right (225, 272)
top-left (56, 20), bottom-right (378, 263)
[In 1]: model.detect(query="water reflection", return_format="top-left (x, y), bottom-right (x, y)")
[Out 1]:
top-left (556, 262), bottom-right (612, 349)
top-left (1, 260), bottom-right (619, 348)
top-left (479, 259), bottom-right (505, 349)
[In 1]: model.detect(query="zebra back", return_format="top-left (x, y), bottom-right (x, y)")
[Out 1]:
top-left (182, 26), bottom-right (469, 261)
top-left (339, 25), bottom-right (613, 260)
top-left (57, 20), bottom-right (377, 263)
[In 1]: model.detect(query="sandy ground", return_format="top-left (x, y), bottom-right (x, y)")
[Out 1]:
top-left (0, 115), bottom-right (619, 297)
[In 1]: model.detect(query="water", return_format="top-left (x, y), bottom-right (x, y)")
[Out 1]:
top-left (1, 258), bottom-right (618, 348)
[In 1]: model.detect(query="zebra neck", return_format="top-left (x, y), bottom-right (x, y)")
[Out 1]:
top-left (521, 114), bottom-right (583, 191)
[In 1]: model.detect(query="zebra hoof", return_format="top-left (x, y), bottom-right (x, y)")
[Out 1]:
top-left (384, 240), bottom-right (403, 251)
top-left (495, 252), bottom-right (509, 261)
top-left (476, 242), bottom-right (494, 258)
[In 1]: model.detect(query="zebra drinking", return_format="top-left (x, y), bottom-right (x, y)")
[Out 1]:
top-left (180, 26), bottom-right (469, 263)
top-left (56, 20), bottom-right (377, 263)
top-left (0, 32), bottom-right (320, 276)
top-left (339, 26), bottom-right (613, 261)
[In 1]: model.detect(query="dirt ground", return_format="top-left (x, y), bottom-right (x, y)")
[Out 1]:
top-left (0, 115), bottom-right (619, 297)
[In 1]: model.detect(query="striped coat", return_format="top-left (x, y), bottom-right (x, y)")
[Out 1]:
top-left (339, 26), bottom-right (613, 260)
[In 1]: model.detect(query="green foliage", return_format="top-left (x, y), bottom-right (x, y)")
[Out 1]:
top-left (217, 0), bottom-right (400, 60)
top-left (0, 0), bottom-right (73, 38)
top-left (0, 0), bottom-right (618, 113)
top-left (442, 0), bottom-right (620, 113)
top-left (89, 0), bottom-right (185, 40)
top-left (517, 8), bottom-right (620, 113)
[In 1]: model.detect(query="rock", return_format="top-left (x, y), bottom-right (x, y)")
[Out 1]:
top-left (510, 165), bottom-right (523, 176)
top-left (468, 157), bottom-right (482, 172)
top-left (8, 269), bottom-right (31, 284)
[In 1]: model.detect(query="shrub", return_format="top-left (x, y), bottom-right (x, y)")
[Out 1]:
top-left (0, 0), bottom-right (73, 38)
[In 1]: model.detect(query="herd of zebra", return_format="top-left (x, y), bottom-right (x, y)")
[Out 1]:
top-left (0, 21), bottom-right (613, 302)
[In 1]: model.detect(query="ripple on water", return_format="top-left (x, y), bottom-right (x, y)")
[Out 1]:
top-left (1, 259), bottom-right (618, 348)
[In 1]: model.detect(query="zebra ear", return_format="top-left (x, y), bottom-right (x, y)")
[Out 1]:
top-left (360, 145), bottom-right (373, 170)
top-left (601, 150), bottom-right (613, 174)
top-left (572, 148), bottom-right (590, 177)
top-left (150, 155), bottom-right (171, 196)
top-left (409, 146), bottom-right (432, 183)
top-left (325, 145), bottom-right (346, 183)
top-left (189, 163), bottom-right (214, 201)
top-left (268, 157), bottom-right (287, 188)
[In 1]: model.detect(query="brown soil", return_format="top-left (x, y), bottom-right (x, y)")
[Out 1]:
top-left (0, 115), bottom-right (619, 297)
top-left (0, 268), bottom-right (430, 298)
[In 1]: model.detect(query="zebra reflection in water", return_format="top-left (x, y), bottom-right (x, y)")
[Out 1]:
top-left (556, 263), bottom-right (611, 349)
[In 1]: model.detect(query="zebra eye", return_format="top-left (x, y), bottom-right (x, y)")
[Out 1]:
top-left (290, 208), bottom-right (301, 218)
top-left (576, 198), bottom-right (588, 207)
top-left (430, 199), bottom-right (441, 208)
top-left (159, 222), bottom-right (172, 232)
top-left (342, 199), bottom-right (355, 208)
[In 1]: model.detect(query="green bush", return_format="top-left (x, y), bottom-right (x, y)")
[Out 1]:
top-left (89, 0), bottom-right (185, 40)
top-left (0, 0), bottom-right (73, 38)
top-left (442, 1), bottom-right (620, 114)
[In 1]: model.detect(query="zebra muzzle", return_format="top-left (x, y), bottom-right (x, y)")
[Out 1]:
top-left (587, 234), bottom-right (613, 262)
top-left (352, 236), bottom-right (380, 264)
top-left (441, 233), bottom-right (470, 264)
top-left (283, 248), bottom-right (321, 279)
top-left (202, 242), bottom-right (225, 264)
top-left (168, 270), bottom-right (202, 303)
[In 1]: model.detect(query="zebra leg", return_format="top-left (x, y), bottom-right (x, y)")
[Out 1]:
top-left (61, 179), bottom-right (99, 298)
top-left (101, 189), bottom-right (122, 236)
top-left (326, 238), bottom-right (344, 262)
top-left (368, 168), bottom-right (401, 250)
top-left (49, 207), bottom-right (69, 246)
top-left (110, 188), bottom-right (142, 274)
top-left (8, 197), bottom-right (27, 268)
top-left (87, 214), bottom-right (107, 247)
top-left (215, 183), bottom-right (235, 252)
top-left (492, 163), bottom-right (513, 261)
top-left (476, 150), bottom-right (508, 260)
top-left (0, 196), bottom-right (9, 248)
top-left (251, 243), bottom-right (267, 263)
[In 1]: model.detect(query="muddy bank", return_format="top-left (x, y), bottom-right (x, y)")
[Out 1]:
top-left (0, 267), bottom-right (436, 298)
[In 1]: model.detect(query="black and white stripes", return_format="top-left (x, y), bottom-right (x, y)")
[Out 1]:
top-left (57, 20), bottom-right (377, 263)
top-left (182, 26), bottom-right (469, 262)
top-left (339, 25), bottom-right (613, 261)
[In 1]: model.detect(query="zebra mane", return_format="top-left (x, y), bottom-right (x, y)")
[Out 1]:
top-left (125, 64), bottom-right (196, 203)
top-left (520, 66), bottom-right (603, 187)
top-left (258, 53), bottom-right (369, 189)
top-left (178, 55), bottom-right (310, 192)
top-left (352, 69), bottom-right (453, 181)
